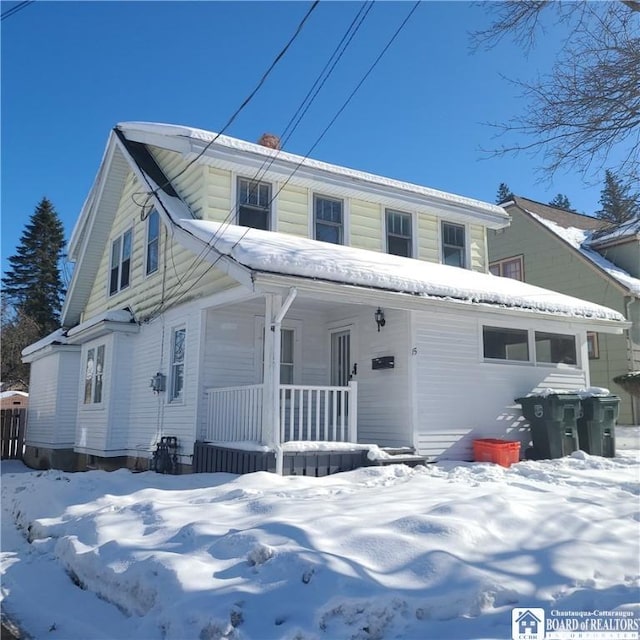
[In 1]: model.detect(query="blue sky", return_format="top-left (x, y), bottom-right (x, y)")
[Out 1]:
top-left (1, 1), bottom-right (612, 276)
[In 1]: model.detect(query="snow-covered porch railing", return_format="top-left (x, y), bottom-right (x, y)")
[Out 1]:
top-left (202, 382), bottom-right (358, 445)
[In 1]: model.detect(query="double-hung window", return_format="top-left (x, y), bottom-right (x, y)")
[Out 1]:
top-left (237, 177), bottom-right (271, 230)
top-left (489, 255), bottom-right (524, 281)
top-left (314, 195), bottom-right (343, 245)
top-left (84, 345), bottom-right (105, 404)
top-left (260, 327), bottom-right (295, 384)
top-left (169, 327), bottom-right (186, 402)
top-left (146, 210), bottom-right (160, 276)
top-left (441, 222), bottom-right (466, 268)
top-left (386, 209), bottom-right (412, 257)
top-left (110, 229), bottom-right (132, 295)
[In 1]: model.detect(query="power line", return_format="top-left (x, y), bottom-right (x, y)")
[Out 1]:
top-left (151, 1), bottom-right (420, 317)
top-left (1, 0), bottom-right (34, 21)
top-left (154, 2), bottom-right (375, 307)
top-left (134, 0), bottom-right (319, 207)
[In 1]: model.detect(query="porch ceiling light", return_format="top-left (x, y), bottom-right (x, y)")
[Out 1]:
top-left (374, 307), bottom-right (386, 332)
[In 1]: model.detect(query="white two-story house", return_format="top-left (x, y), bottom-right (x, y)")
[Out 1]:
top-left (22, 123), bottom-right (627, 474)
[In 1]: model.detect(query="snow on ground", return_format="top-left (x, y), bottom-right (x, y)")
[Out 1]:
top-left (2, 438), bottom-right (639, 640)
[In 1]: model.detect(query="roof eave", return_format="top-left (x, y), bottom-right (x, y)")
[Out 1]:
top-left (251, 272), bottom-right (628, 334)
top-left (508, 202), bottom-right (634, 298)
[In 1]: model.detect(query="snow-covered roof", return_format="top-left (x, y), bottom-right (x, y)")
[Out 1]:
top-left (21, 329), bottom-right (69, 358)
top-left (527, 212), bottom-right (640, 296)
top-left (589, 218), bottom-right (640, 248)
top-left (117, 122), bottom-right (510, 226)
top-left (177, 218), bottom-right (626, 323)
top-left (0, 390), bottom-right (29, 399)
top-left (66, 308), bottom-right (136, 338)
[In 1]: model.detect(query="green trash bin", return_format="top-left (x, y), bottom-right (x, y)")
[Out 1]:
top-left (515, 394), bottom-right (581, 460)
top-left (577, 395), bottom-right (619, 457)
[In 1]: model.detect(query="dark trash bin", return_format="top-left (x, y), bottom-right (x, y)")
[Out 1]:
top-left (515, 393), bottom-right (581, 460)
top-left (577, 395), bottom-right (619, 457)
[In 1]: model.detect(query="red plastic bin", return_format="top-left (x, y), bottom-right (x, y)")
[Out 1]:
top-left (473, 439), bottom-right (520, 467)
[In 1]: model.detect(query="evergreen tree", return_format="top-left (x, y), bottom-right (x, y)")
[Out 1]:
top-left (596, 169), bottom-right (640, 224)
top-left (2, 197), bottom-right (66, 337)
top-left (495, 183), bottom-right (514, 204)
top-left (548, 194), bottom-right (574, 211)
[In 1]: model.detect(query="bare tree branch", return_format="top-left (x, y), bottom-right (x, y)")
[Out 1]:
top-left (474, 0), bottom-right (640, 181)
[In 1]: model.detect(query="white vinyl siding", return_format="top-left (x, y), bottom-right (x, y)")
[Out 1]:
top-left (24, 348), bottom-right (81, 447)
top-left (413, 307), bottom-right (589, 461)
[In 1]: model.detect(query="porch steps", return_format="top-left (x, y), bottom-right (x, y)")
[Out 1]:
top-left (373, 447), bottom-right (428, 468)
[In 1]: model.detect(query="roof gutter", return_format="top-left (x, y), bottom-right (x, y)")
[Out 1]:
top-left (252, 272), bottom-right (629, 334)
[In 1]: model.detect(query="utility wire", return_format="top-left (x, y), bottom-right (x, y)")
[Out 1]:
top-left (133, 0), bottom-right (319, 206)
top-left (1, 0), bottom-right (34, 21)
top-left (152, 1), bottom-right (420, 317)
top-left (155, 1), bottom-right (374, 306)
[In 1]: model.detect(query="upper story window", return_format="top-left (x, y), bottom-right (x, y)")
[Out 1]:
top-left (489, 255), bottom-right (524, 281)
top-left (237, 177), bottom-right (271, 230)
top-left (109, 229), bottom-right (132, 295)
top-left (169, 327), bottom-right (186, 402)
top-left (386, 209), bottom-right (412, 257)
top-left (84, 345), bottom-right (105, 404)
top-left (314, 195), bottom-right (343, 245)
top-left (146, 210), bottom-right (160, 276)
top-left (441, 222), bottom-right (466, 268)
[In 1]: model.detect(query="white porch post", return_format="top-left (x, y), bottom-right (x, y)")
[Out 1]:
top-left (262, 293), bottom-right (282, 454)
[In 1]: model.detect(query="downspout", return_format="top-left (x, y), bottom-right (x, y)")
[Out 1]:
top-left (271, 288), bottom-right (297, 475)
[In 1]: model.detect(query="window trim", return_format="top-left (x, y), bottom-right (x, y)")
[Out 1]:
top-left (169, 326), bottom-right (186, 404)
top-left (145, 210), bottom-right (160, 277)
top-left (254, 317), bottom-right (302, 384)
top-left (83, 343), bottom-right (106, 405)
top-left (109, 228), bottom-right (133, 296)
top-left (587, 332), bottom-right (600, 360)
top-left (236, 176), bottom-right (272, 230)
top-left (535, 331), bottom-right (578, 366)
top-left (440, 221), bottom-right (467, 268)
top-left (489, 255), bottom-right (524, 281)
top-left (313, 193), bottom-right (344, 245)
top-left (385, 208), bottom-right (413, 258)
top-left (480, 322), bottom-right (580, 368)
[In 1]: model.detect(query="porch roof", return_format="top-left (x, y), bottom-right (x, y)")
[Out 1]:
top-left (177, 218), bottom-right (627, 327)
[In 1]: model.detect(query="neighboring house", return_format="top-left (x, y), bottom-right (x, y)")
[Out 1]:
top-left (488, 196), bottom-right (640, 425)
top-left (0, 391), bottom-right (28, 410)
top-left (21, 124), bottom-right (628, 473)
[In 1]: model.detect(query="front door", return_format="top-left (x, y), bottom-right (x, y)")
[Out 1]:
top-left (331, 329), bottom-right (351, 387)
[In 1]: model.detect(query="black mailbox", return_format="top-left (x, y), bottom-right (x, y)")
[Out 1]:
top-left (372, 356), bottom-right (395, 370)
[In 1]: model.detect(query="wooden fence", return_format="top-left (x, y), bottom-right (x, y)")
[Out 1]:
top-left (1, 409), bottom-right (26, 460)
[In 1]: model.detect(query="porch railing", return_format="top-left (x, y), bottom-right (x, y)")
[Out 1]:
top-left (203, 384), bottom-right (263, 443)
top-left (202, 382), bottom-right (357, 445)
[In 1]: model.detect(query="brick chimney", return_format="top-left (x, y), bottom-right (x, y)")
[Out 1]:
top-left (257, 133), bottom-right (281, 150)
